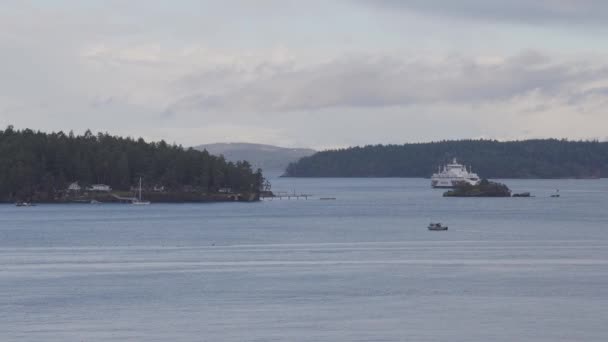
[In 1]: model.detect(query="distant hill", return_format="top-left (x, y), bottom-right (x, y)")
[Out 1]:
top-left (284, 139), bottom-right (608, 179)
top-left (195, 143), bottom-right (315, 172)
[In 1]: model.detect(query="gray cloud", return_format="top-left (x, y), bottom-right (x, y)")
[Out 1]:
top-left (363, 0), bottom-right (608, 26)
top-left (165, 51), bottom-right (608, 114)
top-left (3, 1), bottom-right (608, 147)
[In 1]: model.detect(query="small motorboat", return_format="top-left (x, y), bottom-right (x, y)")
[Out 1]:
top-left (550, 189), bottom-right (560, 198)
top-left (428, 222), bottom-right (448, 231)
top-left (15, 202), bottom-right (35, 207)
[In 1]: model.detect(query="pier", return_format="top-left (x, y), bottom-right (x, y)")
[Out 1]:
top-left (261, 191), bottom-right (311, 200)
top-left (111, 193), bottom-right (137, 202)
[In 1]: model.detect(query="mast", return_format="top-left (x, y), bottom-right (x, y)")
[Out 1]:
top-left (138, 177), bottom-right (142, 201)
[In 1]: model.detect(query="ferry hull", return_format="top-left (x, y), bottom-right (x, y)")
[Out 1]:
top-left (430, 159), bottom-right (480, 188)
top-left (431, 179), bottom-right (479, 189)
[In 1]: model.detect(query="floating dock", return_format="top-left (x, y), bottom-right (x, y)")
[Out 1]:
top-left (261, 191), bottom-right (311, 200)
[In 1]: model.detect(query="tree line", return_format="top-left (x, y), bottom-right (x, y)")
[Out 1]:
top-left (285, 139), bottom-right (608, 178)
top-left (0, 126), bottom-right (264, 201)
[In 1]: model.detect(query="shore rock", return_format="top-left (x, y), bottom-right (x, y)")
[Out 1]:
top-left (443, 179), bottom-right (511, 197)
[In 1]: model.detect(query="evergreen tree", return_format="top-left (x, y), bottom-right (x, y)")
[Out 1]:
top-left (285, 139), bottom-right (608, 178)
top-left (0, 127), bottom-right (265, 201)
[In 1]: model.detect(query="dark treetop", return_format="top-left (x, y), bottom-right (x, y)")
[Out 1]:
top-left (0, 126), bottom-right (264, 201)
top-left (285, 139), bottom-right (608, 178)
top-left (443, 179), bottom-right (512, 197)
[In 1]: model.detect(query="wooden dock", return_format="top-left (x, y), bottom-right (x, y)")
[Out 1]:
top-left (111, 193), bottom-right (137, 202)
top-left (261, 191), bottom-right (311, 200)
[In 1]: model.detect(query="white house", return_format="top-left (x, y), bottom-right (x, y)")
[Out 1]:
top-left (88, 184), bottom-right (112, 192)
top-left (67, 182), bottom-right (81, 191)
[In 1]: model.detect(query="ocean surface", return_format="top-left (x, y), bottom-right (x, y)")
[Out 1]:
top-left (2, 178), bottom-right (608, 341)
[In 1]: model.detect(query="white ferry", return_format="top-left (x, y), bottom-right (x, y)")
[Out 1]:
top-left (431, 158), bottom-right (480, 188)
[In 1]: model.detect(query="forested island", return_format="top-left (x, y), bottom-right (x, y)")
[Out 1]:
top-left (443, 179), bottom-right (512, 197)
top-left (285, 139), bottom-right (608, 178)
top-left (0, 126), bottom-right (265, 203)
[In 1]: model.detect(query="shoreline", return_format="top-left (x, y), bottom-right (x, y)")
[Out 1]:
top-left (6, 192), bottom-right (261, 204)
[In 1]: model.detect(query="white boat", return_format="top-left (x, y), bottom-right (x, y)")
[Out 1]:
top-left (132, 177), bottom-right (151, 205)
top-left (428, 222), bottom-right (448, 231)
top-left (431, 158), bottom-right (480, 188)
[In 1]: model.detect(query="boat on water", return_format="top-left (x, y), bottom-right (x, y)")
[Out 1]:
top-left (551, 189), bottom-right (560, 198)
top-left (428, 222), bottom-right (448, 231)
top-left (15, 202), bottom-right (35, 207)
top-left (431, 158), bottom-right (480, 188)
top-left (132, 177), bottom-right (151, 205)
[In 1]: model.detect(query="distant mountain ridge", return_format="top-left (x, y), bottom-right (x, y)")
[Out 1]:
top-left (195, 142), bottom-right (315, 172)
top-left (284, 139), bottom-right (608, 179)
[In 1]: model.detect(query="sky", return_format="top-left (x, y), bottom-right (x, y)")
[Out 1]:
top-left (2, 0), bottom-right (608, 149)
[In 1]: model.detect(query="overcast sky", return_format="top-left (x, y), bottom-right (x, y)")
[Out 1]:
top-left (2, 1), bottom-right (608, 149)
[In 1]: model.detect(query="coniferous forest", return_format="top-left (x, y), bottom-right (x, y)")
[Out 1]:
top-left (285, 139), bottom-right (608, 178)
top-left (0, 126), bottom-right (264, 202)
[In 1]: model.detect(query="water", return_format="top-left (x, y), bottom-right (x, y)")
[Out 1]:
top-left (2, 178), bottom-right (608, 341)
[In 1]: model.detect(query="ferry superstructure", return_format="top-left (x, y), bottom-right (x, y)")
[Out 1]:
top-left (431, 158), bottom-right (480, 188)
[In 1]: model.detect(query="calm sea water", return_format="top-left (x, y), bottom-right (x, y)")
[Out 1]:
top-left (1, 178), bottom-right (608, 341)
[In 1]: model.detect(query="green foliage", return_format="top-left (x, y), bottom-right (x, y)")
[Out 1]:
top-left (285, 139), bottom-right (608, 178)
top-left (0, 127), bottom-right (264, 201)
top-left (443, 179), bottom-right (511, 197)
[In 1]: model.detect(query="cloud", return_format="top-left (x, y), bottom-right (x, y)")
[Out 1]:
top-left (2, 1), bottom-right (608, 147)
top-left (82, 44), bottom-right (166, 67)
top-left (362, 0), bottom-right (608, 26)
top-left (165, 51), bottom-right (608, 114)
